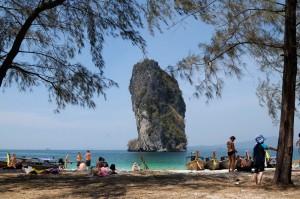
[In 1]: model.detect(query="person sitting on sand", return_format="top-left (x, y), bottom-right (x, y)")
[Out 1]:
top-left (98, 162), bottom-right (112, 176)
top-left (253, 134), bottom-right (277, 185)
top-left (236, 155), bottom-right (249, 171)
top-left (132, 162), bottom-right (140, 171)
top-left (227, 136), bottom-right (237, 172)
top-left (110, 164), bottom-right (117, 174)
top-left (9, 153), bottom-right (17, 168)
top-left (96, 157), bottom-right (105, 169)
top-left (78, 162), bottom-right (87, 172)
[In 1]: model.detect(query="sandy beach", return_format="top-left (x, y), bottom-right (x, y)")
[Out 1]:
top-left (0, 168), bottom-right (299, 199)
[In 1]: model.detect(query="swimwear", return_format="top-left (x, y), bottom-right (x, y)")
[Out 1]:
top-left (254, 162), bottom-right (265, 173)
top-left (228, 151), bottom-right (235, 156)
top-left (86, 160), bottom-right (91, 167)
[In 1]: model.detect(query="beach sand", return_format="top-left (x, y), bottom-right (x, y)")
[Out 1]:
top-left (0, 168), bottom-right (299, 199)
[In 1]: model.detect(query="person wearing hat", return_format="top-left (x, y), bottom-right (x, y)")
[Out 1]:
top-left (253, 134), bottom-right (277, 185)
top-left (227, 136), bottom-right (237, 172)
top-left (132, 162), bottom-right (140, 171)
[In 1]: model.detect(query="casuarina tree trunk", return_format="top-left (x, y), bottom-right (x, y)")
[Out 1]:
top-left (273, 0), bottom-right (297, 185)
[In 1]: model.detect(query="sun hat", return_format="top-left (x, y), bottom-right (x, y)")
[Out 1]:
top-left (255, 134), bottom-right (266, 144)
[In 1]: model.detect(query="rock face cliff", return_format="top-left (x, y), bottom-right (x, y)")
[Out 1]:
top-left (128, 59), bottom-right (187, 152)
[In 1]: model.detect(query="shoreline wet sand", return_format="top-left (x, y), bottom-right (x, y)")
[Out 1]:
top-left (0, 169), bottom-right (300, 198)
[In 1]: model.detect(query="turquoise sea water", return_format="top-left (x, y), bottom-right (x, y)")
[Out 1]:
top-left (1, 148), bottom-right (294, 171)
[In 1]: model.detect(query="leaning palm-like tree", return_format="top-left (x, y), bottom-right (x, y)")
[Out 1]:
top-left (140, 155), bottom-right (149, 170)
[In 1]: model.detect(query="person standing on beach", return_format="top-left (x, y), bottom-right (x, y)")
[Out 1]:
top-left (85, 150), bottom-right (92, 170)
top-left (227, 136), bottom-right (237, 172)
top-left (76, 152), bottom-right (83, 168)
top-left (253, 134), bottom-right (277, 185)
top-left (65, 154), bottom-right (69, 169)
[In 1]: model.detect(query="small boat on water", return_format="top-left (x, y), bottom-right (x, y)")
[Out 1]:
top-left (185, 151), bottom-right (205, 162)
top-left (186, 150), bottom-right (205, 170)
top-left (1, 155), bottom-right (65, 171)
top-left (22, 157), bottom-right (62, 170)
top-left (185, 149), bottom-right (275, 171)
top-left (204, 151), bottom-right (219, 170)
top-left (0, 157), bottom-right (24, 169)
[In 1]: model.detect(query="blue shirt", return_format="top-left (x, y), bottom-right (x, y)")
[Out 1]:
top-left (261, 143), bottom-right (268, 150)
top-left (253, 143), bottom-right (268, 164)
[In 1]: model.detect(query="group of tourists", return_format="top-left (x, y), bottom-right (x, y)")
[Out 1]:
top-left (65, 151), bottom-right (117, 175)
top-left (227, 134), bottom-right (277, 185)
top-left (63, 150), bottom-right (93, 170)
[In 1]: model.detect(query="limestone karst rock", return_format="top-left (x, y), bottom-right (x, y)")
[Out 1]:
top-left (128, 59), bottom-right (187, 152)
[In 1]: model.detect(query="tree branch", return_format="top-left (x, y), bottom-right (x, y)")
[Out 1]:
top-left (11, 64), bottom-right (55, 85)
top-left (0, 0), bottom-right (65, 86)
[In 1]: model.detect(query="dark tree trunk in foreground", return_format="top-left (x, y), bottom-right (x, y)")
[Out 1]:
top-left (274, 0), bottom-right (297, 184)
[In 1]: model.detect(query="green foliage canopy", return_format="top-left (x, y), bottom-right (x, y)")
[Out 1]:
top-left (167, 0), bottom-right (298, 185)
top-left (0, 0), bottom-right (177, 112)
top-left (168, 0), bottom-right (299, 122)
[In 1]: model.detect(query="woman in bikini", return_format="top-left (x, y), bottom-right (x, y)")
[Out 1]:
top-left (76, 152), bottom-right (83, 168)
top-left (227, 136), bottom-right (237, 172)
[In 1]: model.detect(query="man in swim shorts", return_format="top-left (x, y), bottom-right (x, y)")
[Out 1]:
top-left (227, 136), bottom-right (237, 172)
top-left (85, 150), bottom-right (92, 170)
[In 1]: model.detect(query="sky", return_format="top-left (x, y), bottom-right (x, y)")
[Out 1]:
top-left (0, 17), bottom-right (299, 150)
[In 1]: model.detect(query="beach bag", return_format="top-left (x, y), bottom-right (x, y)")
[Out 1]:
top-left (265, 150), bottom-right (271, 161)
top-left (264, 150), bottom-right (271, 167)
